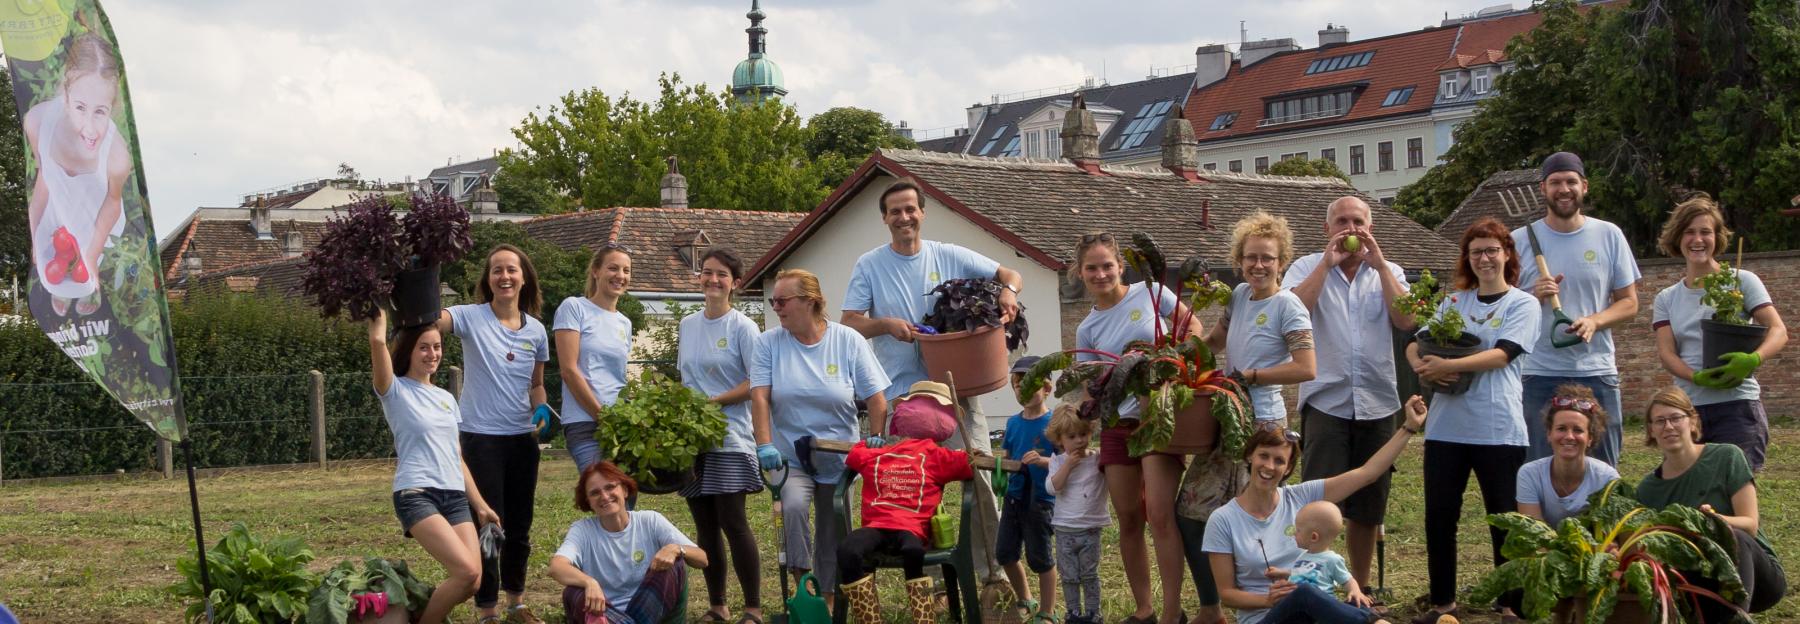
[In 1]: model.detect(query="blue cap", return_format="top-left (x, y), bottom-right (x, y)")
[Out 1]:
top-left (1010, 355), bottom-right (1042, 374)
top-left (1541, 151), bottom-right (1585, 179)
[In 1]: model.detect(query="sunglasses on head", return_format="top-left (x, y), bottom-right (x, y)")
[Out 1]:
top-left (1551, 396), bottom-right (1597, 412)
top-left (1080, 232), bottom-right (1115, 244)
top-left (1256, 419), bottom-right (1302, 443)
top-left (598, 241), bottom-right (635, 255)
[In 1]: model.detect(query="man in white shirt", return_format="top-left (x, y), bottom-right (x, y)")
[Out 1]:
top-left (841, 178), bottom-right (1025, 584)
top-left (1280, 196), bottom-right (1413, 589)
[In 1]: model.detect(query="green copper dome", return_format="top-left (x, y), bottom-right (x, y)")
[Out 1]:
top-left (731, 1), bottom-right (787, 102)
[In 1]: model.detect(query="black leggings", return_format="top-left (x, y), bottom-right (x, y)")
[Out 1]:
top-left (685, 493), bottom-right (763, 608)
top-left (462, 431), bottom-right (540, 608)
top-left (838, 528), bottom-right (927, 585)
top-left (1424, 440), bottom-right (1524, 606)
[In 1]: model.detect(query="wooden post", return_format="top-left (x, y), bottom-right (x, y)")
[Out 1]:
top-left (310, 370), bottom-right (327, 468)
top-left (447, 366), bottom-right (463, 399)
top-left (158, 438), bottom-right (174, 479)
top-left (0, 435), bottom-right (6, 486)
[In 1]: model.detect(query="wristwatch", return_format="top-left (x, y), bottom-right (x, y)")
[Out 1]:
top-left (1002, 282), bottom-right (1020, 294)
top-left (676, 545), bottom-right (686, 560)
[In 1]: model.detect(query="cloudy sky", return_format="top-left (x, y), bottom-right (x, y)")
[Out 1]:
top-left (96, 0), bottom-right (1513, 236)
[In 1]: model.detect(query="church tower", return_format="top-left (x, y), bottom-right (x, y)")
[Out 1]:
top-left (730, 0), bottom-right (787, 104)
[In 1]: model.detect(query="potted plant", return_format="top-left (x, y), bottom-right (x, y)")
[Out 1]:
top-left (1469, 481), bottom-right (1746, 624)
top-left (307, 557), bottom-right (435, 624)
top-left (1394, 269), bottom-right (1478, 395)
top-left (595, 371), bottom-right (729, 494)
top-left (1697, 262), bottom-right (1768, 373)
top-left (300, 192), bottom-right (473, 325)
top-left (173, 522), bottom-right (315, 624)
top-left (1017, 234), bottom-right (1252, 457)
top-left (916, 278), bottom-right (1031, 397)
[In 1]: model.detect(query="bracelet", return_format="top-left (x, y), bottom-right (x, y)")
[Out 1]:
top-left (1401, 423), bottom-right (1421, 435)
top-left (1249, 369), bottom-right (1259, 384)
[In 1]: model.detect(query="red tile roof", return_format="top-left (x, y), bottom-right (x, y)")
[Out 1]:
top-left (1436, 11), bottom-right (1544, 70)
top-left (159, 219), bottom-right (325, 281)
top-left (521, 207), bottom-right (805, 294)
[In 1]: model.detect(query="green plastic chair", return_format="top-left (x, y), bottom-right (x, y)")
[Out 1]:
top-left (828, 468), bottom-right (982, 624)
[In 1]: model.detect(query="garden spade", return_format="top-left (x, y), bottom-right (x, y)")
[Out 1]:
top-left (765, 460), bottom-right (791, 624)
top-left (1525, 224), bottom-right (1583, 348)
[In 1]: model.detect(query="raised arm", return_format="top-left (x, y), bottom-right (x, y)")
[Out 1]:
top-left (369, 309), bottom-right (394, 395)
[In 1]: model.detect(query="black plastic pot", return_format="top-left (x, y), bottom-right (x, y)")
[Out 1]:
top-left (391, 264), bottom-right (442, 329)
top-left (1701, 318), bottom-right (1767, 376)
top-left (633, 465), bottom-right (696, 495)
top-left (1416, 331), bottom-right (1483, 395)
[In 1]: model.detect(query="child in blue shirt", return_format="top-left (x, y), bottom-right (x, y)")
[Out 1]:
top-left (997, 356), bottom-right (1057, 623)
top-left (1263, 501), bottom-right (1384, 623)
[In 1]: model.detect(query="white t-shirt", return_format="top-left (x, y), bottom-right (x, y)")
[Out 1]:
top-left (1224, 283), bottom-right (1312, 422)
top-left (553, 297), bottom-right (633, 425)
top-left (1512, 219), bottom-right (1642, 376)
top-left (1044, 451), bottom-right (1109, 528)
top-left (554, 511), bottom-right (697, 604)
top-left (678, 308), bottom-right (762, 454)
top-left (749, 322), bottom-right (891, 483)
top-left (1652, 270), bottom-right (1772, 405)
top-left (378, 376), bottom-right (464, 492)
top-left (842, 240), bottom-right (1001, 400)
top-left (1280, 254), bottom-right (1407, 420)
top-left (1075, 282), bottom-right (1179, 419)
top-left (1202, 479), bottom-right (1327, 624)
top-left (448, 304), bottom-right (551, 435)
top-left (1515, 456), bottom-right (1620, 527)
top-left (1423, 288), bottom-right (1541, 447)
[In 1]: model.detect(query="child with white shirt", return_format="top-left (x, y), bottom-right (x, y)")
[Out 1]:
top-left (1044, 406), bottom-right (1106, 624)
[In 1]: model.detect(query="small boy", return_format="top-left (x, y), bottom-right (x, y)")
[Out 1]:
top-left (1042, 406), bottom-right (1106, 624)
top-left (1264, 501), bottom-right (1389, 624)
top-left (998, 356), bottom-right (1058, 623)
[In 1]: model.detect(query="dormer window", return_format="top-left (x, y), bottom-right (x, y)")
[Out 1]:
top-left (1259, 90), bottom-right (1354, 127)
top-left (1112, 100), bottom-right (1175, 150)
top-left (1440, 74), bottom-right (1460, 99)
top-left (1208, 112), bottom-right (1239, 131)
top-left (674, 229), bottom-right (713, 274)
top-left (1472, 67), bottom-right (1493, 94)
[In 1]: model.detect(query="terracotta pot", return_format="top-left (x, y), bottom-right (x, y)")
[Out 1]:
top-left (1700, 318), bottom-right (1767, 377)
top-left (1415, 331), bottom-right (1482, 395)
top-left (1552, 592), bottom-right (1653, 624)
top-left (916, 325), bottom-right (1010, 398)
top-left (1158, 391), bottom-right (1219, 454)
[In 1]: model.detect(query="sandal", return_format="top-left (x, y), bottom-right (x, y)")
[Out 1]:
top-left (1029, 611), bottom-right (1059, 624)
top-left (701, 612), bottom-right (731, 624)
top-left (737, 613), bottom-right (765, 624)
top-left (1015, 598), bottom-right (1040, 619)
top-left (504, 604), bottom-right (545, 624)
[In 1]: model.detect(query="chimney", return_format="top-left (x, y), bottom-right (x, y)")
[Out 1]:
top-left (249, 197), bottom-right (272, 240)
top-left (471, 176), bottom-right (499, 214)
top-left (895, 120), bottom-right (913, 141)
top-left (1240, 38), bottom-right (1300, 67)
top-left (282, 221), bottom-right (304, 258)
top-left (183, 250), bottom-right (203, 280)
top-left (965, 102), bottom-right (989, 142)
top-left (1060, 93), bottom-right (1103, 175)
top-left (1160, 107), bottom-right (1201, 182)
top-left (660, 155), bottom-right (689, 209)
top-left (1193, 44), bottom-right (1233, 91)
top-left (1318, 23), bottom-right (1349, 48)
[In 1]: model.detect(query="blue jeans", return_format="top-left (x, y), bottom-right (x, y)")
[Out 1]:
top-left (1522, 375), bottom-right (1622, 465)
top-left (1261, 583), bottom-right (1376, 624)
top-left (564, 421), bottom-right (603, 473)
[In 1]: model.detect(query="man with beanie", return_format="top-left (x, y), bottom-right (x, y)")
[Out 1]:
top-left (1512, 151), bottom-right (1641, 465)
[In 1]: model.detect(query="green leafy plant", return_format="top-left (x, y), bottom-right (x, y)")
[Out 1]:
top-left (172, 522), bottom-right (315, 624)
top-left (306, 557), bottom-right (435, 624)
top-left (1469, 480), bottom-right (1747, 623)
top-left (596, 371), bottom-right (729, 489)
top-left (1017, 234), bottom-right (1252, 457)
top-left (1698, 262), bottom-right (1752, 327)
top-left (1393, 269), bottom-right (1466, 344)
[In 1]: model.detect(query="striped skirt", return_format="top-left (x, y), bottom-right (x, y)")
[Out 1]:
top-left (678, 451), bottom-right (764, 498)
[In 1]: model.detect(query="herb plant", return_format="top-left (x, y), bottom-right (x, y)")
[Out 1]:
top-left (1469, 480), bottom-right (1747, 623)
top-left (595, 371), bottom-right (730, 490)
top-left (306, 557), bottom-right (435, 624)
top-left (1698, 262), bottom-right (1752, 327)
top-left (302, 192), bottom-right (475, 321)
top-left (172, 522), bottom-right (315, 624)
top-left (921, 278), bottom-right (1030, 351)
top-left (1393, 269), bottom-right (1467, 344)
top-left (1016, 234), bottom-right (1252, 457)
top-left (401, 192), bottom-right (474, 267)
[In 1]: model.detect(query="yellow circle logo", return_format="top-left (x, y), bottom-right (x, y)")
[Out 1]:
top-left (1129, 310), bottom-right (1144, 322)
top-left (929, 271), bottom-right (941, 283)
top-left (1285, 525), bottom-right (1297, 536)
top-left (633, 550), bottom-right (645, 563)
top-left (717, 338), bottom-right (729, 348)
top-left (826, 363), bottom-right (840, 376)
top-left (1255, 313), bottom-right (1269, 326)
top-left (1491, 317), bottom-right (1503, 328)
top-left (1583, 250), bottom-right (1597, 262)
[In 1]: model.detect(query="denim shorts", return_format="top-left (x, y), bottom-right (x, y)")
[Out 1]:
top-left (997, 495), bottom-right (1055, 572)
top-left (393, 487), bottom-right (473, 537)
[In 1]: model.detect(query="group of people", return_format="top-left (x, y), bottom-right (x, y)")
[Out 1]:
top-left (364, 151), bottom-right (1787, 624)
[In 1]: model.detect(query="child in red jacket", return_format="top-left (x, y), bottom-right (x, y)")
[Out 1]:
top-left (838, 380), bottom-right (974, 624)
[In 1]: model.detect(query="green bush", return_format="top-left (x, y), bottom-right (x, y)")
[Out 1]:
top-left (172, 522), bottom-right (314, 624)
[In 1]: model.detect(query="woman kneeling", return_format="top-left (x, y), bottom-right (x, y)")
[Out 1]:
top-left (551, 461), bottom-right (710, 624)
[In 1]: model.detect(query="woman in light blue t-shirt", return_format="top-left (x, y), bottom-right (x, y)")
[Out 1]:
top-left (554, 243), bottom-right (635, 473)
top-left (551, 461), bottom-right (709, 624)
top-left (1203, 211), bottom-right (1315, 422)
top-left (1515, 384), bottom-right (1619, 528)
top-left (369, 307), bottom-right (498, 624)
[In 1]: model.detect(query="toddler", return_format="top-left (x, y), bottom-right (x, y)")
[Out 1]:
top-left (1042, 407), bottom-right (1105, 624)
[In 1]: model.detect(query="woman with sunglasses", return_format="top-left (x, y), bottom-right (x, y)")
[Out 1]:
top-left (1651, 194), bottom-right (1788, 472)
top-left (1203, 211), bottom-right (1315, 424)
top-left (1402, 217), bottom-right (1539, 624)
top-left (1201, 397), bottom-right (1427, 624)
top-left (1514, 384), bottom-right (1618, 527)
top-left (1636, 387), bottom-right (1786, 619)
top-left (750, 268), bottom-right (890, 606)
top-left (554, 242), bottom-right (634, 473)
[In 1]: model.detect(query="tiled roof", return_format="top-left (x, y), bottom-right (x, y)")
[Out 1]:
top-left (747, 149), bottom-right (1460, 284)
top-left (427, 156), bottom-right (500, 180)
top-left (915, 133), bottom-right (970, 153)
top-left (1184, 27), bottom-right (1461, 144)
top-left (1435, 169), bottom-right (1545, 237)
top-left (522, 207), bottom-right (805, 293)
top-left (182, 256), bottom-right (308, 299)
top-left (925, 73), bottom-right (1194, 161)
top-left (159, 219), bottom-right (326, 281)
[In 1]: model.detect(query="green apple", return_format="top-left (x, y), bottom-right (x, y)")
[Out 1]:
top-left (1343, 235), bottom-right (1361, 253)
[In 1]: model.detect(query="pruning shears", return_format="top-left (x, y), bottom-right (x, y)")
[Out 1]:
top-left (1525, 223), bottom-right (1584, 348)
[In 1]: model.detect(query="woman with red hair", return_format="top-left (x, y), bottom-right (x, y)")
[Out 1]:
top-left (550, 461), bottom-right (709, 624)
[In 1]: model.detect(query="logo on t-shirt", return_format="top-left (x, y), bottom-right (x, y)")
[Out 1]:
top-left (1129, 310), bottom-right (1144, 322)
top-left (633, 550), bottom-right (645, 563)
top-left (1583, 250), bottom-right (1598, 263)
top-left (619, 329), bottom-right (629, 341)
top-left (716, 337), bottom-right (729, 349)
top-left (1255, 313), bottom-right (1269, 326)
top-left (929, 271), bottom-right (941, 283)
top-left (438, 400), bottom-right (452, 411)
top-left (1490, 316), bottom-right (1503, 328)
top-left (826, 363), bottom-right (841, 377)
top-left (1284, 525), bottom-right (1297, 537)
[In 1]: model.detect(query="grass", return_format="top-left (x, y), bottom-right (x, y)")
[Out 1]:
top-left (2, 424), bottom-right (1795, 623)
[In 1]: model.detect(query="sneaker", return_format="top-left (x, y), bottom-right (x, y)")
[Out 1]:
top-left (504, 604), bottom-right (544, 624)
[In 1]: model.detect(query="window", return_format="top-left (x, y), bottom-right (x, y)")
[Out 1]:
top-left (1203, 162), bottom-right (1218, 171)
top-left (1025, 131), bottom-right (1041, 158)
top-left (1112, 100), bottom-right (1175, 150)
top-left (458, 176), bottom-right (481, 197)
top-left (1255, 157), bottom-right (1270, 174)
top-left (1228, 160), bottom-right (1243, 173)
top-left (1472, 67), bottom-right (1492, 94)
top-left (1440, 74), bottom-right (1460, 99)
top-left (1278, 152), bottom-right (1308, 162)
top-left (1321, 148), bottom-right (1337, 166)
top-left (1045, 129), bottom-right (1062, 160)
top-left (1378, 141), bottom-right (1394, 171)
top-left (978, 125), bottom-right (1010, 156)
top-left (1000, 136), bottom-right (1021, 157)
top-left (1381, 86), bottom-right (1415, 107)
top-left (1208, 111), bottom-right (1239, 131)
top-left (1304, 51), bottom-right (1374, 75)
top-left (1349, 145), bottom-right (1365, 174)
top-left (1261, 91), bottom-right (1354, 126)
top-left (1407, 138), bottom-right (1424, 168)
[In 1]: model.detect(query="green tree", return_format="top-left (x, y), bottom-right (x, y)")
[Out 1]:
top-left (805, 107), bottom-right (916, 186)
top-left (501, 73), bottom-right (830, 214)
top-left (443, 221), bottom-right (646, 331)
top-left (1266, 157), bottom-right (1350, 183)
top-left (0, 68), bottom-right (30, 289)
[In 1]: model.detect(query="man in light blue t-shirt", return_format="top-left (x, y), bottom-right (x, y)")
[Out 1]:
top-left (840, 178), bottom-right (1024, 583)
top-left (1511, 152), bottom-right (1642, 466)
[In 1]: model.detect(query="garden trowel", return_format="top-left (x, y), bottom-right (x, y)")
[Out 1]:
top-left (1525, 223), bottom-right (1583, 348)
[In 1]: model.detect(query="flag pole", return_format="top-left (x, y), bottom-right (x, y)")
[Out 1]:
top-left (182, 438), bottom-right (215, 623)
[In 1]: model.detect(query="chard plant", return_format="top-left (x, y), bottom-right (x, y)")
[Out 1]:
top-left (172, 522), bottom-right (314, 624)
top-left (307, 556), bottom-right (435, 624)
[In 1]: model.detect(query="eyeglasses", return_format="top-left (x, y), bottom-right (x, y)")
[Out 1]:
top-left (767, 295), bottom-right (807, 308)
top-left (1650, 414), bottom-right (1691, 429)
top-left (1468, 246), bottom-right (1505, 259)
top-left (1550, 396), bottom-right (1597, 413)
top-left (1256, 419), bottom-right (1302, 443)
top-left (1240, 254), bottom-right (1281, 266)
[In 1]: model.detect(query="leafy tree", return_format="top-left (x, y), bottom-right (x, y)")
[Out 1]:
top-left (492, 167), bottom-right (569, 215)
top-left (501, 73), bottom-right (830, 214)
top-left (442, 221), bottom-right (646, 332)
top-left (0, 68), bottom-right (30, 289)
top-left (805, 107), bottom-right (916, 186)
top-left (1266, 157), bottom-right (1350, 183)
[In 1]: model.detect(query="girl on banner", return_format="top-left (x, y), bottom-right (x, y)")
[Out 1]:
top-left (25, 31), bottom-right (129, 318)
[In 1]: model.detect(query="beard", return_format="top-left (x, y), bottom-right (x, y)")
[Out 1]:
top-left (1548, 193), bottom-right (1584, 219)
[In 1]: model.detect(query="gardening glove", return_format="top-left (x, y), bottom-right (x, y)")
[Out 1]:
top-left (532, 404), bottom-right (555, 442)
top-left (864, 435), bottom-right (887, 448)
top-left (757, 443), bottom-right (784, 470)
top-left (1693, 352), bottom-right (1761, 390)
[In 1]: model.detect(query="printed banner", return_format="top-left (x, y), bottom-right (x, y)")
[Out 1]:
top-left (1, 0), bottom-right (184, 440)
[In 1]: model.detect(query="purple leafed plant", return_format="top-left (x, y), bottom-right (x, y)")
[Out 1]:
top-left (301, 192), bottom-right (472, 321)
top-left (920, 278), bottom-right (1029, 350)
top-left (403, 191), bottom-right (474, 266)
